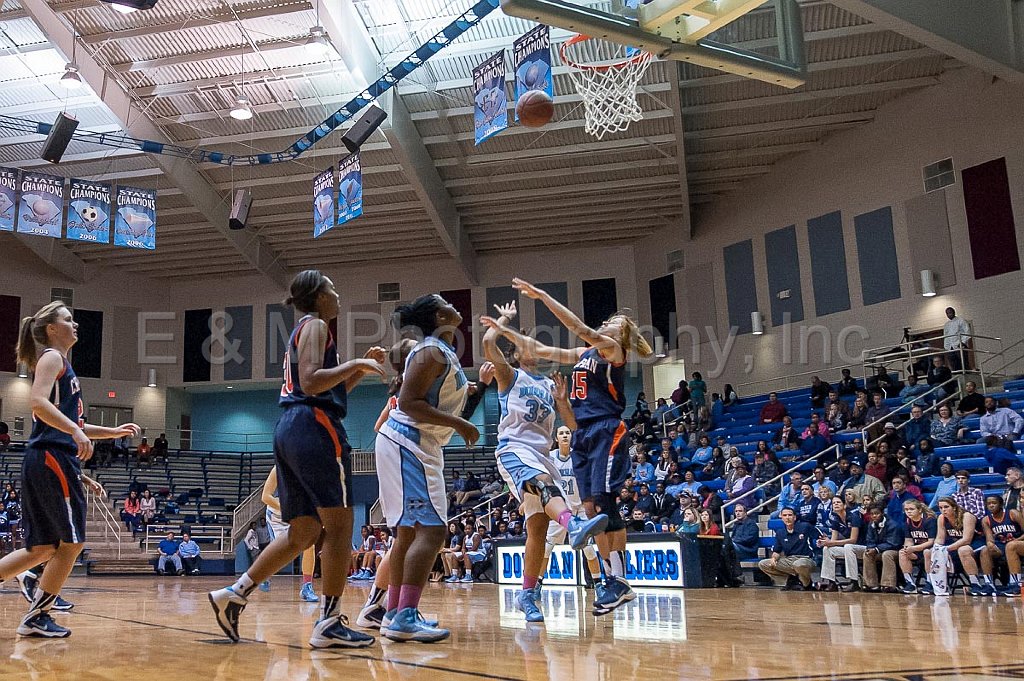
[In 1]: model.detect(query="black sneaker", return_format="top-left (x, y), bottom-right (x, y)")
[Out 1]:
top-left (593, 577), bottom-right (636, 616)
top-left (900, 582), bottom-right (918, 594)
top-left (17, 613), bottom-right (70, 638)
top-left (840, 582), bottom-right (860, 593)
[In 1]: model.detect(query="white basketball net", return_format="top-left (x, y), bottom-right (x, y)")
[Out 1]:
top-left (560, 36), bottom-right (653, 140)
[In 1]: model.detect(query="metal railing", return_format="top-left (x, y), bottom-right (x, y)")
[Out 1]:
top-left (735, 360), bottom-right (865, 400)
top-left (231, 486), bottom-right (266, 547)
top-left (448, 491), bottom-right (512, 528)
top-left (86, 486), bottom-right (123, 559)
top-left (352, 450), bottom-right (375, 474)
top-left (979, 337), bottom-right (1024, 387)
top-left (860, 381), bottom-right (960, 451)
top-left (721, 442), bottom-right (841, 531)
top-left (144, 524), bottom-right (231, 555)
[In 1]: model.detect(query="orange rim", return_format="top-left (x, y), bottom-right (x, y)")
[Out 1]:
top-left (559, 34), bottom-right (649, 73)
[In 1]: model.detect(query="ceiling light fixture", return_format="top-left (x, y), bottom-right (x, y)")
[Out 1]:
top-left (60, 63), bottom-right (83, 89)
top-left (304, 25), bottom-right (332, 57)
top-left (230, 96), bottom-right (253, 120)
top-left (99, 0), bottom-right (158, 12)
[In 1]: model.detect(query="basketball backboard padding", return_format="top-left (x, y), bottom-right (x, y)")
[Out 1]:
top-left (499, 0), bottom-right (807, 88)
top-left (640, 0), bottom-right (774, 43)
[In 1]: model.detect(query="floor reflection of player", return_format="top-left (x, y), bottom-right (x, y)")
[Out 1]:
top-left (480, 301), bottom-right (607, 622)
top-left (546, 425), bottom-right (602, 586)
top-left (493, 280), bottom-right (654, 615)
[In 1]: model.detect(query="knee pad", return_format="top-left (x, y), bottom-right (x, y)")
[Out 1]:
top-left (523, 477), bottom-right (563, 508)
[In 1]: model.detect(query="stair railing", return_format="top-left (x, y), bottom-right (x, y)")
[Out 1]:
top-left (86, 487), bottom-right (123, 559)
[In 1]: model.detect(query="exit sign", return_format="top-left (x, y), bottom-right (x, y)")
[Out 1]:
top-left (107, 391), bottom-right (116, 399)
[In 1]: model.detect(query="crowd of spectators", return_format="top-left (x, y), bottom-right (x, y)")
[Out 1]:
top-left (0, 480), bottom-right (21, 553)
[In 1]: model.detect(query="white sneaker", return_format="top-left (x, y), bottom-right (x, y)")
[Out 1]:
top-left (208, 587), bottom-right (248, 642)
top-left (309, 615), bottom-right (375, 649)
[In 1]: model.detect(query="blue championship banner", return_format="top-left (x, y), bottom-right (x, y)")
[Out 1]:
top-left (17, 171), bottom-right (63, 238)
top-left (0, 166), bottom-right (17, 232)
top-left (114, 186), bottom-right (157, 250)
top-left (513, 25), bottom-right (552, 122)
top-left (313, 166), bottom-right (335, 238)
top-left (66, 178), bottom-right (112, 244)
top-left (337, 153), bottom-right (362, 226)
top-left (473, 49), bottom-right (508, 145)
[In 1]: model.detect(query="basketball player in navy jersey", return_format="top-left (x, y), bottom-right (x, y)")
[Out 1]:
top-left (976, 495), bottom-right (1023, 596)
top-left (503, 279), bottom-right (653, 615)
top-left (480, 301), bottom-right (608, 622)
top-left (0, 302), bottom-right (140, 638)
top-left (209, 270), bottom-right (386, 648)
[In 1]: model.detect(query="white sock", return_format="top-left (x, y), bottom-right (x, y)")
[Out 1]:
top-left (609, 551), bottom-right (626, 578)
top-left (231, 573), bottom-right (256, 596)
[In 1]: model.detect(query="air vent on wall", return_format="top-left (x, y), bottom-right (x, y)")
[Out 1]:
top-left (667, 249), bottom-right (684, 273)
top-left (923, 158), bottom-right (955, 193)
top-left (51, 287), bottom-right (74, 308)
top-left (377, 282), bottom-right (400, 303)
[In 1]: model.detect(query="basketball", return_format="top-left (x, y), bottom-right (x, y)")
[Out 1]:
top-left (516, 89), bottom-right (554, 128)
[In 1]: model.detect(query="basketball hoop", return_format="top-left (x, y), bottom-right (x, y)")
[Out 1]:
top-left (559, 34), bottom-right (652, 140)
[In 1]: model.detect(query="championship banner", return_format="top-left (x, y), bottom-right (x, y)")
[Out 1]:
top-left (513, 25), bottom-right (552, 121)
top-left (0, 167), bottom-right (16, 232)
top-left (17, 171), bottom-right (63, 238)
top-left (473, 49), bottom-right (508, 145)
top-left (114, 185), bottom-right (157, 250)
top-left (313, 166), bottom-right (335, 238)
top-left (336, 153), bottom-right (363, 226)
top-left (66, 178), bottom-right (111, 244)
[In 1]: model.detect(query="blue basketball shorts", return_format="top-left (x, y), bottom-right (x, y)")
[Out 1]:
top-left (273, 405), bottom-right (352, 522)
top-left (570, 417), bottom-right (631, 502)
top-left (20, 447), bottom-right (86, 549)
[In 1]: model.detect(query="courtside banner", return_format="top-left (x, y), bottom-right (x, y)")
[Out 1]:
top-left (496, 542), bottom-right (581, 586)
top-left (622, 539), bottom-right (684, 587)
top-left (473, 49), bottom-right (507, 145)
top-left (17, 171), bottom-right (63, 238)
top-left (66, 178), bottom-right (111, 244)
top-left (313, 166), bottom-right (335, 238)
top-left (336, 153), bottom-right (362, 226)
top-left (513, 25), bottom-right (552, 122)
top-left (114, 186), bottom-right (157, 250)
top-left (0, 166), bottom-right (17, 232)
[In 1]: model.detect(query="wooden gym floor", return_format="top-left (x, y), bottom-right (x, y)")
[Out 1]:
top-left (0, 576), bottom-right (1021, 680)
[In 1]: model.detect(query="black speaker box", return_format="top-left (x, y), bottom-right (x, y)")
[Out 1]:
top-left (341, 105), bottom-right (387, 153)
top-left (41, 112), bottom-right (79, 164)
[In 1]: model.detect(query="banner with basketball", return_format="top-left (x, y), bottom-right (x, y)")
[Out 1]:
top-left (313, 166), bottom-right (335, 238)
top-left (113, 185), bottom-right (157, 250)
top-left (513, 24), bottom-right (552, 122)
top-left (473, 50), bottom-right (508, 145)
top-left (0, 166), bottom-right (16, 232)
top-left (17, 171), bottom-right (63, 238)
top-left (337, 153), bottom-right (363, 226)
top-left (66, 178), bottom-right (112, 244)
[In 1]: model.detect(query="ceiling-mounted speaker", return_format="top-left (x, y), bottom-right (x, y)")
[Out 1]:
top-left (41, 112), bottom-right (79, 164)
top-left (229, 189), bottom-right (253, 230)
top-left (341, 104), bottom-right (387, 153)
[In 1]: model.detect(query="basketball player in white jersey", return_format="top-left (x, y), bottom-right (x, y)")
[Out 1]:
top-left (481, 302), bottom-right (607, 622)
top-left (545, 425), bottom-right (602, 586)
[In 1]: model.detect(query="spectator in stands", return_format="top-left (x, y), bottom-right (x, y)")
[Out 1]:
top-left (753, 448), bottom-right (780, 501)
top-left (983, 436), bottom-right (1021, 475)
top-left (441, 522), bottom-right (466, 582)
top-left (836, 368), bottom-right (857, 396)
top-left (699, 447), bottom-right (726, 482)
top-left (723, 453), bottom-right (743, 487)
top-left (634, 483), bottom-right (655, 516)
top-left (690, 435), bottom-right (713, 471)
top-left (809, 466), bottom-right (837, 495)
top-left (656, 437), bottom-right (678, 465)
top-left (952, 470), bottom-right (986, 518)
top-left (885, 475), bottom-right (920, 526)
top-left (817, 496), bottom-right (865, 591)
top-left (153, 433), bottom-right (168, 461)
top-left (861, 502), bottom-right (904, 592)
top-left (760, 393), bottom-right (787, 424)
top-left (772, 416), bottom-right (800, 452)
top-left (121, 490), bottom-right (142, 533)
top-left (178, 532), bottom-right (202, 575)
top-left (809, 376), bottom-right (831, 409)
top-left (453, 471), bottom-right (483, 511)
top-left (1004, 467), bottom-right (1024, 512)
top-left (916, 439), bottom-right (941, 478)
top-left (726, 462), bottom-right (755, 511)
top-left (651, 482), bottom-right (677, 522)
top-left (775, 471), bottom-right (804, 516)
top-left (943, 307), bottom-right (970, 371)
top-left (839, 461), bottom-right (885, 504)
top-left (928, 496), bottom-right (982, 595)
top-left (652, 398), bottom-right (672, 427)
top-left (928, 462), bottom-right (957, 510)
top-left (1, 482), bottom-right (17, 506)
top-left (930, 404), bottom-right (965, 448)
top-left (136, 437), bottom-right (152, 466)
top-left (447, 471), bottom-right (466, 511)
top-left (979, 396), bottom-right (1023, 451)
top-left (722, 384), bottom-right (738, 407)
top-left (902, 406), bottom-right (931, 455)
top-left (759, 508), bottom-right (815, 590)
top-left (825, 390), bottom-right (850, 432)
top-left (803, 413), bottom-right (831, 443)
top-left (730, 504), bottom-right (759, 562)
top-left (847, 393), bottom-right (869, 431)
top-left (0, 422), bottom-right (9, 451)
top-left (815, 486), bottom-right (834, 536)
top-left (670, 470), bottom-right (701, 498)
top-left (879, 425), bottom-right (906, 456)
top-left (506, 509), bottom-right (523, 536)
top-left (673, 507), bottom-right (700, 534)
top-left (689, 372), bottom-right (707, 412)
top-left (926, 355), bottom-right (954, 403)
top-left (800, 423), bottom-right (828, 459)
top-left (617, 488), bottom-right (636, 521)
top-left (697, 485), bottom-right (723, 519)
top-left (633, 452), bottom-right (656, 485)
top-left (479, 473), bottom-right (504, 501)
top-left (957, 381), bottom-right (985, 417)
top-left (255, 517), bottom-right (271, 553)
top-left (698, 508), bottom-right (721, 536)
top-left (139, 489), bottom-right (157, 526)
top-left (865, 392), bottom-right (889, 439)
top-left (867, 366), bottom-right (896, 398)
top-left (829, 457), bottom-right (852, 488)
top-left (628, 508), bottom-right (657, 534)
top-left (632, 392), bottom-right (649, 420)
top-left (157, 531), bottom-right (184, 575)
top-left (899, 374), bottom-right (930, 408)
top-left (243, 521), bottom-right (260, 563)
top-left (796, 483), bottom-right (819, 527)
top-left (671, 380), bottom-right (690, 408)
top-left (654, 449), bottom-right (675, 482)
